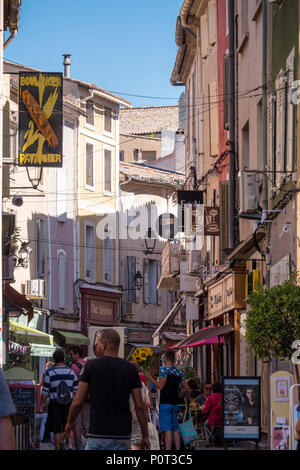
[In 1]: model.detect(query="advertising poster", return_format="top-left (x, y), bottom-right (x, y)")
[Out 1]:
top-left (272, 376), bottom-right (290, 402)
top-left (18, 72), bottom-right (63, 167)
top-left (272, 426), bottom-right (290, 450)
top-left (223, 377), bottom-right (261, 441)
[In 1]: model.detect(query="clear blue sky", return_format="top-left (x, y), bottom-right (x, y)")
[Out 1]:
top-left (4, 0), bottom-right (184, 107)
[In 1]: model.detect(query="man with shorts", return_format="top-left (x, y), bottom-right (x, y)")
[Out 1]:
top-left (41, 349), bottom-right (78, 450)
top-left (145, 350), bottom-right (190, 450)
top-left (69, 345), bottom-right (89, 449)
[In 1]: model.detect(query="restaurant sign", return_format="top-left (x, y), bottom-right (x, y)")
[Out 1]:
top-left (18, 72), bottom-right (63, 167)
top-left (88, 299), bottom-right (115, 324)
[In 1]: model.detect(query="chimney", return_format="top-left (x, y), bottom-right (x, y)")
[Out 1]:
top-left (62, 54), bottom-right (71, 78)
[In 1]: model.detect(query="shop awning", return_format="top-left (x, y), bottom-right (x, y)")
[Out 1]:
top-left (4, 284), bottom-right (34, 322)
top-left (152, 298), bottom-right (183, 341)
top-left (169, 324), bottom-right (234, 349)
top-left (56, 330), bottom-right (90, 345)
top-left (9, 320), bottom-right (53, 346)
top-left (30, 343), bottom-right (57, 357)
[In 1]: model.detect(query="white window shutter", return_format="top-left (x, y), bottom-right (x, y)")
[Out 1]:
top-left (208, 0), bottom-right (217, 46)
top-left (104, 231), bottom-right (112, 283)
top-left (286, 48), bottom-right (295, 173)
top-left (275, 71), bottom-right (285, 187)
top-left (267, 94), bottom-right (274, 186)
top-left (143, 259), bottom-right (149, 304)
top-left (157, 260), bottom-right (162, 305)
top-left (56, 168), bottom-right (67, 222)
top-left (201, 14), bottom-right (208, 58)
top-left (58, 252), bottom-right (66, 309)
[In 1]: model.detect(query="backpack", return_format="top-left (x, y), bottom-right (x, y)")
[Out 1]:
top-left (53, 368), bottom-right (73, 405)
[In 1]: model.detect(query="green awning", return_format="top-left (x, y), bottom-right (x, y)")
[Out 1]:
top-left (56, 330), bottom-right (90, 345)
top-left (30, 343), bottom-right (57, 357)
top-left (9, 320), bottom-right (53, 346)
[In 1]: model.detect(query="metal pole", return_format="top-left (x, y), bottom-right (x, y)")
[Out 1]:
top-left (228, 0), bottom-right (235, 249)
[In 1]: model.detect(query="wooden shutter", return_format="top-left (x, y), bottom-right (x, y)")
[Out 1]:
top-left (208, 0), bottom-right (217, 46)
top-left (135, 258), bottom-right (140, 303)
top-left (104, 150), bottom-right (112, 192)
top-left (157, 260), bottom-right (162, 305)
top-left (267, 94), bottom-right (275, 187)
top-left (201, 14), bottom-right (208, 58)
top-left (56, 167), bottom-right (67, 221)
top-left (220, 182), bottom-right (229, 264)
top-left (286, 48), bottom-right (295, 173)
top-left (58, 251), bottom-right (66, 309)
top-left (223, 55), bottom-right (230, 130)
top-left (127, 256), bottom-right (136, 303)
top-left (275, 71), bottom-right (286, 187)
top-left (104, 107), bottom-right (112, 133)
top-left (143, 259), bottom-right (149, 304)
top-left (209, 82), bottom-right (219, 157)
top-left (86, 143), bottom-right (93, 186)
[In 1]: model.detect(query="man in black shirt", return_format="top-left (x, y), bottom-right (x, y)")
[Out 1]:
top-left (65, 329), bottom-right (150, 450)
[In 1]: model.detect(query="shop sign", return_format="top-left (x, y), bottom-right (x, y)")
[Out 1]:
top-left (126, 329), bottom-right (153, 344)
top-left (223, 377), bottom-right (261, 441)
top-left (204, 207), bottom-right (220, 236)
top-left (88, 299), bottom-right (115, 323)
top-left (18, 72), bottom-right (63, 167)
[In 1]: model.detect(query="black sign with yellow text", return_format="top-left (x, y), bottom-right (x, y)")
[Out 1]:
top-left (18, 72), bottom-right (63, 167)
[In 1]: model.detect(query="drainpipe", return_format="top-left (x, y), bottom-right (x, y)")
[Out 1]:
top-left (228, 0), bottom-right (236, 249)
top-left (262, 0), bottom-right (268, 210)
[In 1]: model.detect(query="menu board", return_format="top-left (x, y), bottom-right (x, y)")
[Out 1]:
top-left (9, 385), bottom-right (36, 424)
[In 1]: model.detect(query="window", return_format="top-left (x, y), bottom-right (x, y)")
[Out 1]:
top-left (86, 143), bottom-right (94, 188)
top-left (241, 0), bottom-right (249, 37)
top-left (143, 259), bottom-right (161, 305)
top-left (37, 219), bottom-right (46, 278)
top-left (220, 182), bottom-right (229, 264)
top-left (223, 55), bottom-right (230, 130)
top-left (104, 107), bottom-right (112, 133)
top-left (208, 82), bottom-right (219, 156)
top-left (104, 149), bottom-right (112, 193)
top-left (286, 48), bottom-right (295, 173)
top-left (242, 121), bottom-right (249, 170)
top-left (56, 167), bottom-right (67, 222)
top-left (257, 101), bottom-right (263, 171)
top-left (141, 151), bottom-right (156, 161)
top-left (86, 100), bottom-right (94, 127)
top-left (104, 226), bottom-right (112, 283)
top-left (58, 250), bottom-right (66, 309)
top-left (119, 151), bottom-right (124, 161)
top-left (85, 224), bottom-right (95, 280)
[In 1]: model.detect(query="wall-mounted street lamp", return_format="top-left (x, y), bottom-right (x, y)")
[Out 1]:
top-left (134, 271), bottom-right (144, 291)
top-left (8, 227), bottom-right (32, 269)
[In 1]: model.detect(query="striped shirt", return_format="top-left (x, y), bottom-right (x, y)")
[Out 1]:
top-left (42, 365), bottom-right (78, 403)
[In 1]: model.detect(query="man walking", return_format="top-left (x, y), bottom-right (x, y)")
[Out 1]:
top-left (145, 350), bottom-right (190, 451)
top-left (65, 329), bottom-right (150, 450)
top-left (69, 345), bottom-right (89, 449)
top-left (41, 349), bottom-right (78, 450)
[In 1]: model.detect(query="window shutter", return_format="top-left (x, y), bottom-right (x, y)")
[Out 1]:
top-left (157, 260), bottom-right (162, 305)
top-left (104, 150), bottom-right (112, 192)
top-left (275, 71), bottom-right (286, 187)
top-left (286, 48), bottom-right (295, 173)
top-left (86, 143), bottom-right (94, 186)
top-left (143, 259), bottom-right (149, 304)
top-left (56, 167), bottom-right (67, 222)
top-left (223, 55), bottom-right (230, 130)
top-left (220, 182), bottom-right (229, 264)
top-left (127, 256), bottom-right (136, 303)
top-left (135, 258), bottom-right (140, 303)
top-left (104, 230), bottom-right (112, 283)
top-left (209, 82), bottom-right (219, 157)
top-left (208, 0), bottom-right (217, 46)
top-left (37, 219), bottom-right (45, 277)
top-left (58, 251), bottom-right (66, 309)
top-left (201, 14), bottom-right (208, 58)
top-left (267, 94), bottom-right (275, 186)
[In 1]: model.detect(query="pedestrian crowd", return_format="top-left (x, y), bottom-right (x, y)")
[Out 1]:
top-left (1, 327), bottom-right (300, 451)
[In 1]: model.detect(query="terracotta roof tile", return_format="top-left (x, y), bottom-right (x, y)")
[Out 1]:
top-left (120, 161), bottom-right (184, 188)
top-left (120, 105), bottom-right (179, 135)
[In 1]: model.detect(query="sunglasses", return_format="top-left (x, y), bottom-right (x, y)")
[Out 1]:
top-left (93, 329), bottom-right (104, 357)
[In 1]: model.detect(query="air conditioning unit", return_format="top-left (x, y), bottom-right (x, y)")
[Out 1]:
top-left (25, 279), bottom-right (45, 298)
top-left (239, 170), bottom-right (259, 214)
top-left (187, 250), bottom-right (202, 274)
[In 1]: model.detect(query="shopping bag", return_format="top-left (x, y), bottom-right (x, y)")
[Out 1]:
top-left (178, 408), bottom-right (199, 446)
top-left (148, 412), bottom-right (160, 450)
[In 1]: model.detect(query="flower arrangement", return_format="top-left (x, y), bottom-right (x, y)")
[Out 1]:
top-left (131, 347), bottom-right (154, 370)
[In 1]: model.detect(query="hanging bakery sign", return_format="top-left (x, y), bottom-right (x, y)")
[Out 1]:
top-left (18, 72), bottom-right (63, 167)
top-left (204, 206), bottom-right (220, 236)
